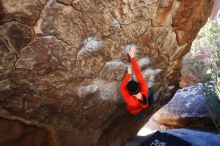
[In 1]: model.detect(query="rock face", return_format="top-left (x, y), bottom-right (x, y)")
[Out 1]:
top-left (0, 0), bottom-right (214, 146)
top-left (0, 115), bottom-right (56, 146)
top-left (144, 84), bottom-right (215, 130)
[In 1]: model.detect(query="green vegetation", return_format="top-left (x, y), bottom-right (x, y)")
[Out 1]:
top-left (184, 17), bottom-right (220, 100)
top-left (186, 17), bottom-right (220, 133)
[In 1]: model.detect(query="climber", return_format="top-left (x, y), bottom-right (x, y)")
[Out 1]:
top-left (120, 47), bottom-right (155, 119)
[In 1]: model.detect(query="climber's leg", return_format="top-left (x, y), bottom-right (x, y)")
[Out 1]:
top-left (134, 112), bottom-right (145, 119)
top-left (148, 87), bottom-right (156, 105)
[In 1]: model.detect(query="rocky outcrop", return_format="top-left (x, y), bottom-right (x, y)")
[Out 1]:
top-left (145, 84), bottom-right (215, 130)
top-left (0, 0), bottom-right (214, 146)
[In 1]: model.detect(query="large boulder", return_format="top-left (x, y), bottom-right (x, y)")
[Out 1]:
top-left (0, 0), bottom-right (214, 146)
top-left (145, 84), bottom-right (215, 130)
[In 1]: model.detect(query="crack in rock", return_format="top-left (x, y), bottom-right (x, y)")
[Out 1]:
top-left (34, 0), bottom-right (54, 34)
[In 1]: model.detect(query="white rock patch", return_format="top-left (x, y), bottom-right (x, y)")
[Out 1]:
top-left (77, 85), bottom-right (98, 98)
top-left (185, 102), bottom-right (191, 108)
top-left (93, 79), bottom-right (120, 101)
top-left (77, 36), bottom-right (102, 59)
top-left (105, 60), bottom-right (125, 67)
top-left (142, 68), bottom-right (163, 87)
top-left (168, 86), bottom-right (175, 90)
top-left (137, 57), bottom-right (151, 68)
top-left (112, 18), bottom-right (120, 28)
top-left (73, 0), bottom-right (81, 3)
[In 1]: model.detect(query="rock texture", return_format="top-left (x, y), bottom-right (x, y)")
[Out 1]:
top-left (0, 0), bottom-right (214, 146)
top-left (0, 114), bottom-right (56, 146)
top-left (144, 84), bottom-right (215, 130)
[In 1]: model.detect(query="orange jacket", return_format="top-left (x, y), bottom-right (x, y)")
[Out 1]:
top-left (120, 57), bottom-right (149, 115)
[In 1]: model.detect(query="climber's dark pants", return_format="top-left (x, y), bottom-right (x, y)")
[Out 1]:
top-left (134, 87), bottom-right (155, 119)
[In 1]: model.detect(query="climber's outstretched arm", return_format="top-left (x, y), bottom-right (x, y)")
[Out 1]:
top-left (128, 48), bottom-right (148, 96)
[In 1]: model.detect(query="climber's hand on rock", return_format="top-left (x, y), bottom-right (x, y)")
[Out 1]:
top-left (128, 47), bottom-right (135, 58)
top-left (127, 65), bottom-right (132, 74)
